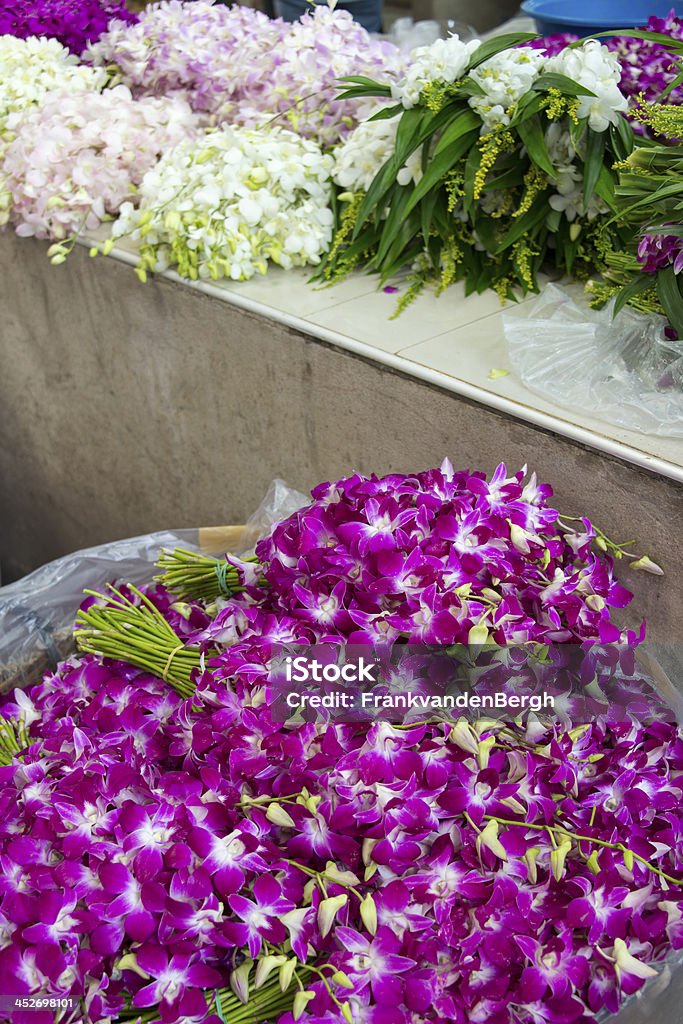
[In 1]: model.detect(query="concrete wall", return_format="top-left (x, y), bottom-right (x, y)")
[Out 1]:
top-left (1, 232), bottom-right (681, 644)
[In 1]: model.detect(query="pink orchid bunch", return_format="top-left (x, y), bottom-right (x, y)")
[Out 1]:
top-left (1, 463), bottom-right (680, 1024)
top-left (87, 1), bottom-right (403, 145)
top-left (1, 86), bottom-right (198, 240)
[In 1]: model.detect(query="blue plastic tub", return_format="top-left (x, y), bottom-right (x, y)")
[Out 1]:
top-left (520, 0), bottom-right (682, 37)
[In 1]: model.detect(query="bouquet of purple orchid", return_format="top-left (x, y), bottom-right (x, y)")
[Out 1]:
top-left (0, 462), bottom-right (680, 1024)
top-left (0, 0), bottom-right (137, 56)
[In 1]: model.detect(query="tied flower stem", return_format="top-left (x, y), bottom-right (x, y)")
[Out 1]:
top-left (155, 547), bottom-right (260, 602)
top-left (482, 814), bottom-right (683, 885)
top-left (74, 584), bottom-right (203, 696)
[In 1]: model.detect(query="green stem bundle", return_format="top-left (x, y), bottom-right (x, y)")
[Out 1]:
top-left (74, 585), bottom-right (202, 698)
top-left (155, 547), bottom-right (260, 603)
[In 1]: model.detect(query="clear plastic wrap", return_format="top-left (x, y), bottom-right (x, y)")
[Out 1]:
top-left (0, 479), bottom-right (307, 692)
top-left (502, 283), bottom-right (683, 437)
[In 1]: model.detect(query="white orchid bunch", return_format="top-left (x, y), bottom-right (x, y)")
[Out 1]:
top-left (547, 40), bottom-right (628, 132)
top-left (391, 34), bottom-right (480, 109)
top-left (110, 125), bottom-right (335, 283)
top-left (333, 113), bottom-right (423, 194)
top-left (0, 36), bottom-right (106, 224)
top-left (468, 46), bottom-right (546, 130)
top-left (2, 87), bottom-right (198, 240)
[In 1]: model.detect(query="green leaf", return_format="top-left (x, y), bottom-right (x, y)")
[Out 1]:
top-left (517, 115), bottom-right (555, 177)
top-left (433, 108), bottom-right (481, 157)
top-left (656, 266), bottom-right (683, 337)
top-left (403, 131), bottom-right (478, 218)
top-left (613, 272), bottom-right (655, 318)
top-left (376, 185), bottom-right (414, 264)
top-left (609, 116), bottom-right (634, 161)
top-left (338, 75), bottom-right (389, 88)
top-left (532, 73), bottom-right (596, 98)
top-left (661, 60), bottom-right (683, 100)
top-left (508, 91), bottom-right (546, 127)
top-left (582, 129), bottom-right (606, 207)
top-left (495, 198), bottom-right (547, 253)
top-left (367, 104), bottom-right (404, 121)
top-left (466, 33), bottom-right (539, 71)
top-left (336, 85), bottom-right (392, 101)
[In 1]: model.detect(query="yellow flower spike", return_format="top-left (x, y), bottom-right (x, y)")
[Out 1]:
top-left (360, 894), bottom-right (378, 936)
top-left (317, 894), bottom-right (348, 938)
top-left (266, 803), bottom-right (296, 829)
top-left (550, 839), bottom-right (573, 881)
top-left (476, 820), bottom-right (507, 861)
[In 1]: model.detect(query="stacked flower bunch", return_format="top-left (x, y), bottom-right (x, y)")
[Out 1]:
top-left (0, 0), bottom-right (136, 56)
top-left (1, 87), bottom-right (198, 242)
top-left (531, 10), bottom-right (683, 112)
top-left (87, 1), bottom-right (404, 146)
top-left (2, 461), bottom-right (679, 1024)
top-left (0, 36), bottom-right (106, 225)
top-left (588, 101), bottom-right (683, 338)
top-left (322, 33), bottom-right (635, 308)
top-left (108, 125), bottom-right (334, 283)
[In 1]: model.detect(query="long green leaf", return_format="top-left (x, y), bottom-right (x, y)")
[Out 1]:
top-left (467, 33), bottom-right (539, 71)
top-left (614, 272), bottom-right (655, 317)
top-left (403, 130), bottom-right (478, 217)
top-left (495, 198), bottom-right (548, 253)
top-left (376, 185), bottom-right (414, 264)
top-left (517, 115), bottom-right (555, 177)
top-left (532, 73), bottom-right (596, 98)
top-left (367, 104), bottom-right (404, 121)
top-left (433, 108), bottom-right (481, 157)
top-left (583, 129), bottom-right (606, 207)
top-left (656, 266), bottom-right (683, 337)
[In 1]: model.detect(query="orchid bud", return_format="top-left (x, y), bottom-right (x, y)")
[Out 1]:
top-left (477, 735), bottom-right (496, 770)
top-left (303, 878), bottom-right (317, 904)
top-left (364, 863), bottom-right (378, 882)
top-left (622, 848), bottom-right (635, 872)
top-left (255, 955), bottom-right (287, 989)
top-left (468, 622), bottom-right (490, 646)
top-left (50, 254), bottom-right (67, 265)
top-left (292, 990), bottom-right (316, 1020)
top-left (360, 894), bottom-right (378, 936)
top-left (550, 839), bottom-right (572, 881)
top-left (509, 523), bottom-right (531, 555)
top-left (340, 1002), bottom-right (354, 1024)
top-left (279, 958), bottom-right (298, 991)
top-left (324, 862), bottom-right (359, 886)
top-left (523, 846), bottom-right (541, 884)
top-left (595, 536), bottom-right (608, 552)
top-left (266, 803), bottom-right (296, 828)
top-left (612, 938), bottom-right (658, 981)
top-left (89, 246), bottom-right (99, 259)
top-left (331, 971), bottom-right (355, 990)
top-left (305, 794), bottom-right (322, 815)
top-left (448, 719), bottom-right (479, 756)
top-left (630, 555), bottom-right (664, 575)
top-left (476, 819), bottom-right (507, 861)
top-left (586, 850), bottom-right (601, 875)
top-left (102, 238), bottom-right (115, 256)
top-left (362, 838), bottom-right (378, 865)
top-left (317, 893), bottom-right (348, 937)
top-left (586, 594), bottom-right (605, 612)
top-left (230, 959), bottom-right (253, 1004)
top-left (569, 222), bottom-right (582, 241)
top-left (115, 953), bottom-right (150, 980)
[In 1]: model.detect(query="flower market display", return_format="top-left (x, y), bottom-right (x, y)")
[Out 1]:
top-left (0, 0), bottom-right (136, 56)
top-left (321, 35), bottom-right (634, 306)
top-left (588, 100), bottom-right (683, 339)
top-left (110, 125), bottom-right (335, 282)
top-left (87, 2), bottom-right (405, 145)
top-left (1, 87), bottom-right (197, 241)
top-left (0, 461), bottom-right (681, 1024)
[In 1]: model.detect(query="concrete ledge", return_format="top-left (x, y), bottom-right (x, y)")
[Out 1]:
top-left (0, 232), bottom-right (681, 642)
